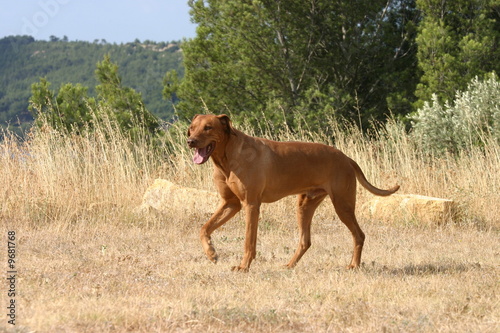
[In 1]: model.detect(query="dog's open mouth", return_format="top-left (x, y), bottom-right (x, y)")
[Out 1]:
top-left (193, 142), bottom-right (215, 164)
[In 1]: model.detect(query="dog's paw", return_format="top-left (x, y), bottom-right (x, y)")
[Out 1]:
top-left (204, 244), bottom-right (218, 263)
top-left (231, 266), bottom-right (249, 273)
top-left (207, 252), bottom-right (218, 263)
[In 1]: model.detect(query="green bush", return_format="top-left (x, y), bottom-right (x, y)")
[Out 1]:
top-left (29, 55), bottom-right (161, 142)
top-left (411, 73), bottom-right (499, 155)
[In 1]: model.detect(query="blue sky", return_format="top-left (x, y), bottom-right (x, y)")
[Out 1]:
top-left (0, 0), bottom-right (198, 43)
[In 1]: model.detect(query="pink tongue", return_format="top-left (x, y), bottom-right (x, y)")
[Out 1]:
top-left (193, 147), bottom-right (208, 164)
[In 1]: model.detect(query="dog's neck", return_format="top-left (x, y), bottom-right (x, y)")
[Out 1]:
top-left (210, 128), bottom-right (243, 177)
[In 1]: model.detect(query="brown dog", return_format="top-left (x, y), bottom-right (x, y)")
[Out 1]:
top-left (187, 114), bottom-right (399, 272)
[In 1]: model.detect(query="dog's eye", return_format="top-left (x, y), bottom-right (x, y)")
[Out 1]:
top-left (204, 125), bottom-right (212, 131)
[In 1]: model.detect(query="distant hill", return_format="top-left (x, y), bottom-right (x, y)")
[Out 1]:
top-left (0, 35), bottom-right (184, 133)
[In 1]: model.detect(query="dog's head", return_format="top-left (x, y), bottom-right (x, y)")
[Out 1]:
top-left (187, 114), bottom-right (236, 164)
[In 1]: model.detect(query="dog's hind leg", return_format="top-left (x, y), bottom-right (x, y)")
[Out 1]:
top-left (330, 184), bottom-right (365, 269)
top-left (286, 192), bottom-right (327, 268)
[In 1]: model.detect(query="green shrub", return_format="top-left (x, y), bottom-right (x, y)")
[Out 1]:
top-left (411, 73), bottom-right (500, 155)
top-left (29, 55), bottom-right (161, 141)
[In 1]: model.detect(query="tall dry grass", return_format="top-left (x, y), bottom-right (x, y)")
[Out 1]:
top-left (1, 113), bottom-right (499, 332)
top-left (2, 116), bottom-right (158, 230)
top-left (2, 113), bottom-right (499, 229)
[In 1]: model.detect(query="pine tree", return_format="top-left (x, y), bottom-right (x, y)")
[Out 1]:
top-left (415, 0), bottom-right (499, 108)
top-left (29, 56), bottom-right (160, 138)
top-left (165, 0), bottom-right (420, 130)
top-left (95, 55), bottom-right (160, 135)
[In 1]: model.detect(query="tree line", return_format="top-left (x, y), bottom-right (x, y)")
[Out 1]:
top-left (3, 0), bottom-right (498, 140)
top-left (165, 0), bottom-right (499, 130)
top-left (0, 35), bottom-right (183, 134)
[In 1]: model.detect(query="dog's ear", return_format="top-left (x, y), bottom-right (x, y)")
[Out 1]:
top-left (217, 114), bottom-right (236, 136)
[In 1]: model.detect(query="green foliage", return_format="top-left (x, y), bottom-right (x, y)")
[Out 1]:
top-left (95, 55), bottom-right (160, 135)
top-left (56, 83), bottom-right (97, 130)
top-left (415, 0), bottom-right (499, 108)
top-left (0, 36), bottom-right (183, 134)
top-left (29, 78), bottom-right (96, 133)
top-left (29, 78), bottom-right (55, 122)
top-left (29, 56), bottom-right (161, 140)
top-left (5, 2), bottom-right (498, 139)
top-left (411, 73), bottom-right (500, 154)
top-left (165, 0), bottom-right (420, 130)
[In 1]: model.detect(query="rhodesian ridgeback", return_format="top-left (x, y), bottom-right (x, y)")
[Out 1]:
top-left (187, 114), bottom-right (399, 272)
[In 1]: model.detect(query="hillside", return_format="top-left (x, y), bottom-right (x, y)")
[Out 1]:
top-left (0, 36), bottom-right (183, 133)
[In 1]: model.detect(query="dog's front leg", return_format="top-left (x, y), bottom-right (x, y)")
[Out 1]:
top-left (200, 199), bottom-right (241, 263)
top-left (232, 202), bottom-right (261, 272)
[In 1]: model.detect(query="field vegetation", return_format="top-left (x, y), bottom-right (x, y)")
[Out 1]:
top-left (1, 1), bottom-right (499, 330)
top-left (1, 100), bottom-right (498, 332)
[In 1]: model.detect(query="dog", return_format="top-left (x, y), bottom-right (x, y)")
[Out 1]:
top-left (187, 114), bottom-right (399, 272)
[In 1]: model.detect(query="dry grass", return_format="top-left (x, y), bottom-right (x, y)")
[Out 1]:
top-left (1, 116), bottom-right (499, 332)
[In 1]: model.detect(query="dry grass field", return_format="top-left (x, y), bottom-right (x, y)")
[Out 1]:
top-left (1, 118), bottom-right (499, 332)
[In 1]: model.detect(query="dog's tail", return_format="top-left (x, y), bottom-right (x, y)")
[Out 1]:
top-left (349, 158), bottom-right (400, 196)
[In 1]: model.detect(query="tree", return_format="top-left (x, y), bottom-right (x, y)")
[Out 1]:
top-left (29, 56), bottom-right (160, 138)
top-left (95, 54), bottom-right (160, 135)
top-left (29, 78), bottom-right (58, 129)
top-left (415, 0), bottom-right (500, 108)
top-left (55, 83), bottom-right (97, 132)
top-left (29, 79), bottom-right (97, 133)
top-left (165, 0), bottom-right (420, 129)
